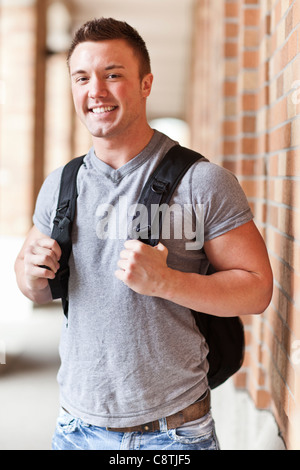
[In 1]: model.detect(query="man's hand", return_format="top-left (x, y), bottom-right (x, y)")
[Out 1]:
top-left (15, 226), bottom-right (61, 304)
top-left (115, 239), bottom-right (170, 297)
top-left (23, 237), bottom-right (61, 291)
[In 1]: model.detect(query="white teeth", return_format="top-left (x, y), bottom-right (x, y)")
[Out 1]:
top-left (92, 106), bottom-right (116, 114)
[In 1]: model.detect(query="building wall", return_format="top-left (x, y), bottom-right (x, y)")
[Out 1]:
top-left (190, 0), bottom-right (300, 450)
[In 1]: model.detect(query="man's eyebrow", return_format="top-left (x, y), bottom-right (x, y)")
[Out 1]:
top-left (71, 65), bottom-right (125, 77)
top-left (105, 64), bottom-right (125, 71)
top-left (71, 69), bottom-right (87, 77)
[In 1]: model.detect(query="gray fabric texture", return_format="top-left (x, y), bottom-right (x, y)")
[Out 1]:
top-left (33, 130), bottom-right (253, 427)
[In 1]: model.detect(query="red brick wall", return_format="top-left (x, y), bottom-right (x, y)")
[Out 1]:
top-left (190, 0), bottom-right (300, 450)
top-left (189, 0), bottom-right (225, 163)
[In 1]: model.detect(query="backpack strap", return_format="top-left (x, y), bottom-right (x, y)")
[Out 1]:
top-left (48, 155), bottom-right (85, 317)
top-left (133, 144), bottom-right (206, 246)
top-left (133, 144), bottom-right (245, 389)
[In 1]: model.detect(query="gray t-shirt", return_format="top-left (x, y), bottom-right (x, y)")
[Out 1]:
top-left (33, 130), bottom-right (253, 427)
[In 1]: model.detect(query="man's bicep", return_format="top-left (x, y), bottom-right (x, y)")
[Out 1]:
top-left (204, 220), bottom-right (272, 278)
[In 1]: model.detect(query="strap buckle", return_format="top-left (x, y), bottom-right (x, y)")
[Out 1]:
top-left (151, 179), bottom-right (169, 194)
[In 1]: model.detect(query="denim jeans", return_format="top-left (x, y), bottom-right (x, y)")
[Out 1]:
top-left (51, 407), bottom-right (220, 450)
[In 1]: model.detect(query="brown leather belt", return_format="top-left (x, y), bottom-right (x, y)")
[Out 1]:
top-left (106, 389), bottom-right (210, 433)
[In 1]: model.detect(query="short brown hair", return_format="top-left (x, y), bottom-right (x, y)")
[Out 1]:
top-left (67, 17), bottom-right (151, 79)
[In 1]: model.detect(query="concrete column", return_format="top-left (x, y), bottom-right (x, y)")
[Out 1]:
top-left (0, 0), bottom-right (46, 236)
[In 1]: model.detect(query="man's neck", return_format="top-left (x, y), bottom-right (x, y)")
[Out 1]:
top-left (92, 126), bottom-right (155, 169)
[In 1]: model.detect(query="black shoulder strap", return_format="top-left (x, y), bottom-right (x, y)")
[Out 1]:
top-left (48, 155), bottom-right (85, 316)
top-left (133, 144), bottom-right (206, 246)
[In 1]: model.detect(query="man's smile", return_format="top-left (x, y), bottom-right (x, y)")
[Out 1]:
top-left (89, 105), bottom-right (118, 114)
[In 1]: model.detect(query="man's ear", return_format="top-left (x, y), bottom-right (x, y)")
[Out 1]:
top-left (141, 73), bottom-right (153, 97)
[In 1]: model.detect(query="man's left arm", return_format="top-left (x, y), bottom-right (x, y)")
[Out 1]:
top-left (115, 220), bottom-right (273, 317)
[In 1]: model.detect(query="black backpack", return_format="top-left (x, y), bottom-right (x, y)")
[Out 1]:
top-left (48, 144), bottom-right (245, 389)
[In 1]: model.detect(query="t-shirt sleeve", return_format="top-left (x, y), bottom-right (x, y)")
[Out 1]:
top-left (32, 166), bottom-right (63, 237)
top-left (192, 161), bottom-right (253, 241)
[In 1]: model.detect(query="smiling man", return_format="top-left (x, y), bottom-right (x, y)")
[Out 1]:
top-left (70, 39), bottom-right (153, 161)
top-left (14, 18), bottom-right (273, 451)
top-left (68, 22), bottom-right (154, 169)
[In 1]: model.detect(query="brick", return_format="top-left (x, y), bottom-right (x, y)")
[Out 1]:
top-left (287, 30), bottom-right (298, 62)
top-left (269, 122), bottom-right (291, 152)
top-left (225, 41), bottom-right (239, 57)
top-left (242, 136), bottom-right (259, 154)
top-left (256, 107), bottom-right (267, 133)
top-left (244, 7), bottom-right (261, 27)
top-left (243, 50), bottom-right (260, 68)
top-left (291, 118), bottom-right (300, 147)
top-left (242, 92), bottom-right (259, 111)
top-left (224, 98), bottom-right (238, 116)
top-left (268, 97), bottom-right (287, 129)
top-left (225, 2), bottom-right (239, 18)
top-left (223, 119), bottom-right (238, 135)
top-left (225, 22), bottom-right (239, 38)
top-left (223, 139), bottom-right (238, 156)
top-left (285, 150), bottom-right (300, 177)
top-left (244, 28), bottom-right (260, 47)
top-left (243, 70), bottom-right (259, 90)
top-left (285, 7), bottom-right (294, 37)
top-left (224, 80), bottom-right (238, 96)
top-left (233, 371), bottom-right (247, 388)
top-left (225, 58), bottom-right (239, 78)
top-left (292, 0), bottom-right (300, 29)
top-left (277, 73), bottom-right (284, 99)
top-left (249, 371), bottom-right (271, 409)
top-left (274, 0), bottom-right (283, 26)
top-left (243, 115), bottom-right (256, 133)
top-left (268, 153), bottom-right (279, 176)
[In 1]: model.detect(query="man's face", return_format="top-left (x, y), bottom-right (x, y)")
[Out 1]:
top-left (69, 39), bottom-right (153, 142)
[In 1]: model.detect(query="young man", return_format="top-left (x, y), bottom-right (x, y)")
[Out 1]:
top-left (15, 18), bottom-right (273, 450)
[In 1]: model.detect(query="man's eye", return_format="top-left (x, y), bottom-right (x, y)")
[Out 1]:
top-left (76, 77), bottom-right (88, 83)
top-left (107, 74), bottom-right (120, 79)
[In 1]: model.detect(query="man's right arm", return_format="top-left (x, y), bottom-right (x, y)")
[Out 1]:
top-left (14, 225), bottom-right (61, 305)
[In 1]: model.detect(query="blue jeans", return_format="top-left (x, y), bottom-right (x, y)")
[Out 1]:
top-left (51, 408), bottom-right (220, 450)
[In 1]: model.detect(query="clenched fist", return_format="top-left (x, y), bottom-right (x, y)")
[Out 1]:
top-left (115, 239), bottom-right (170, 297)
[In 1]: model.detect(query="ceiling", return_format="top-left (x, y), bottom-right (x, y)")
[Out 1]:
top-left (66, 0), bottom-right (196, 122)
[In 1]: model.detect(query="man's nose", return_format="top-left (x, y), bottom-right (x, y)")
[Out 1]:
top-left (88, 78), bottom-right (108, 99)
